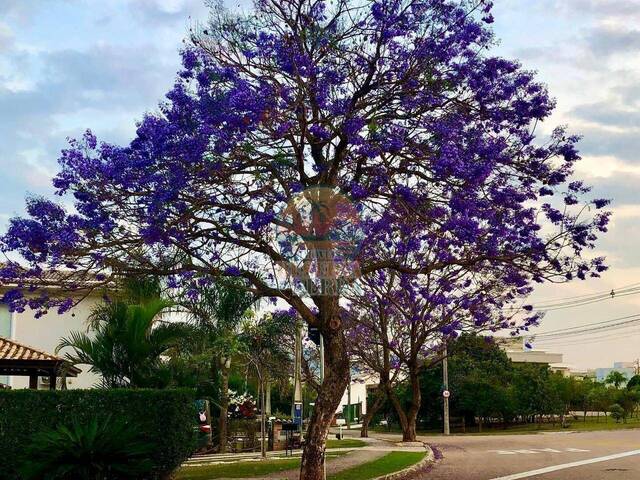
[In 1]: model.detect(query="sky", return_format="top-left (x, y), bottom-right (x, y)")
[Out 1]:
top-left (0, 0), bottom-right (639, 370)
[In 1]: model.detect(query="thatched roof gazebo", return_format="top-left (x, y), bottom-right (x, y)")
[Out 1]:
top-left (0, 337), bottom-right (81, 390)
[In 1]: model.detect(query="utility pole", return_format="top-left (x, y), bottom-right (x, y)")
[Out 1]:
top-left (319, 332), bottom-right (325, 380)
top-left (346, 364), bottom-right (351, 430)
top-left (319, 333), bottom-right (326, 480)
top-left (292, 320), bottom-right (303, 434)
top-left (443, 342), bottom-right (450, 436)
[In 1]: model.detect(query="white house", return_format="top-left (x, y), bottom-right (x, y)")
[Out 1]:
top-left (334, 374), bottom-right (378, 424)
top-left (0, 291), bottom-right (101, 389)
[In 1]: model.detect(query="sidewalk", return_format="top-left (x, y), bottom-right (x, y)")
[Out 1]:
top-left (184, 431), bottom-right (430, 479)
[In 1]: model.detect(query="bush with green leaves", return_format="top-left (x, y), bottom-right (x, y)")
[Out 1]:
top-left (20, 415), bottom-right (154, 480)
top-left (0, 389), bottom-right (195, 480)
top-left (609, 403), bottom-right (625, 423)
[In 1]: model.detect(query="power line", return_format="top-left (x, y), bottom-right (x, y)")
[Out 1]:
top-left (526, 281), bottom-right (640, 304)
top-left (503, 286), bottom-right (640, 313)
top-left (533, 289), bottom-right (640, 311)
top-left (530, 313), bottom-right (640, 337)
top-left (535, 329), bottom-right (640, 346)
top-left (532, 316), bottom-right (640, 340)
top-left (534, 331), bottom-right (640, 348)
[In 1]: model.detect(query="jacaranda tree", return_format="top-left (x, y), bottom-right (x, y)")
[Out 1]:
top-left (347, 254), bottom-right (535, 441)
top-left (1, 1), bottom-right (609, 478)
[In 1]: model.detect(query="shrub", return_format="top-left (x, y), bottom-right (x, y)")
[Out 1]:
top-left (0, 389), bottom-right (196, 480)
top-left (20, 415), bottom-right (154, 480)
top-left (609, 403), bottom-right (625, 423)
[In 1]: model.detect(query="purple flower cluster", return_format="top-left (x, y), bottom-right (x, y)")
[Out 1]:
top-left (0, 0), bottom-right (609, 327)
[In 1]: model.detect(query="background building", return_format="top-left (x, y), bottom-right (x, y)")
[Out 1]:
top-left (595, 361), bottom-right (638, 384)
top-left (500, 337), bottom-right (568, 375)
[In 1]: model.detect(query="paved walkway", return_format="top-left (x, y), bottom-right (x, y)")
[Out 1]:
top-left (263, 448), bottom-right (389, 479)
top-left (185, 431), bottom-right (429, 479)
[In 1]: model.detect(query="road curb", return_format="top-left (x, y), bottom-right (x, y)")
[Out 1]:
top-left (370, 443), bottom-right (436, 480)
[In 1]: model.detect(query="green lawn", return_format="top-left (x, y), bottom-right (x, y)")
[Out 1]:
top-left (176, 458), bottom-right (299, 479)
top-left (327, 451), bottom-right (426, 480)
top-left (326, 438), bottom-right (367, 449)
top-left (176, 451), bottom-right (350, 479)
top-left (375, 415), bottom-right (640, 436)
top-left (469, 416), bottom-right (640, 435)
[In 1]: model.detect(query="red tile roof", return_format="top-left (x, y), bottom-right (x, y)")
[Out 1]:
top-left (0, 337), bottom-right (65, 362)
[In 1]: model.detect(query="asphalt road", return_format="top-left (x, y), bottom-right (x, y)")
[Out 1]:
top-left (411, 429), bottom-right (640, 480)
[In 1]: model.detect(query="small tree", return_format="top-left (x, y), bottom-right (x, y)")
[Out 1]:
top-left (614, 388), bottom-right (640, 421)
top-left (178, 277), bottom-right (257, 453)
top-left (586, 383), bottom-right (613, 422)
top-left (57, 278), bottom-right (186, 388)
top-left (627, 375), bottom-right (640, 391)
top-left (609, 403), bottom-right (625, 423)
top-left (606, 371), bottom-right (627, 389)
top-left (240, 312), bottom-right (293, 458)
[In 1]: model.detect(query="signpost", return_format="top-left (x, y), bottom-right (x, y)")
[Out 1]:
top-left (443, 342), bottom-right (450, 436)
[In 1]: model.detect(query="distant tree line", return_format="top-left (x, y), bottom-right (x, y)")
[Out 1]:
top-left (369, 334), bottom-right (640, 432)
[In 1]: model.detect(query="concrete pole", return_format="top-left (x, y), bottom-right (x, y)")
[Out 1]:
top-left (320, 333), bottom-right (326, 480)
top-left (319, 332), bottom-right (325, 381)
top-left (265, 379), bottom-right (272, 416)
top-left (443, 342), bottom-right (450, 436)
top-left (293, 319), bottom-right (303, 431)
top-left (346, 366), bottom-right (351, 430)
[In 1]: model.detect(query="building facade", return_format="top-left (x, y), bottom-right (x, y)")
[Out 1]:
top-left (0, 296), bottom-right (101, 389)
top-left (595, 362), bottom-right (638, 384)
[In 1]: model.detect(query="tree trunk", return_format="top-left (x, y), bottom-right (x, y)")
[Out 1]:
top-left (218, 358), bottom-right (230, 453)
top-left (360, 389), bottom-right (385, 438)
top-left (388, 368), bottom-right (421, 442)
top-left (405, 371), bottom-right (421, 441)
top-left (387, 387), bottom-right (410, 437)
top-left (299, 326), bottom-right (350, 480)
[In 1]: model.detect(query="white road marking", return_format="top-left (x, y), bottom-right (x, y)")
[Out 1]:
top-left (489, 449), bottom-right (640, 480)
top-left (489, 448), bottom-right (589, 456)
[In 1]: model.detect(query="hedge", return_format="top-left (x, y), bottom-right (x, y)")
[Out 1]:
top-left (0, 389), bottom-right (196, 480)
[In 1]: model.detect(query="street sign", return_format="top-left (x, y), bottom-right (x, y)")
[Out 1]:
top-left (308, 326), bottom-right (321, 346)
top-left (442, 390), bottom-right (450, 398)
top-left (293, 402), bottom-right (302, 426)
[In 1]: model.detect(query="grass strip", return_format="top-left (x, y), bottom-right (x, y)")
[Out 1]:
top-left (327, 451), bottom-right (427, 480)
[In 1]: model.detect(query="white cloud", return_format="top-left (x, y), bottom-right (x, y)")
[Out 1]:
top-left (576, 155), bottom-right (640, 179)
top-left (0, 23), bottom-right (13, 52)
top-left (611, 204), bottom-right (640, 219)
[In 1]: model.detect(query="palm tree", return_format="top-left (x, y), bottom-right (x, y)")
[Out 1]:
top-left (57, 278), bottom-right (189, 388)
top-left (240, 312), bottom-right (293, 458)
top-left (178, 277), bottom-right (257, 453)
top-left (606, 371), bottom-right (628, 389)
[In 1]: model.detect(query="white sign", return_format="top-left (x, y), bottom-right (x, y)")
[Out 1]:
top-left (442, 390), bottom-right (450, 398)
